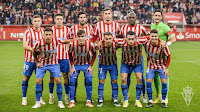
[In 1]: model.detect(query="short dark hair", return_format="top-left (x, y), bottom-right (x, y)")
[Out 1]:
top-left (126, 31), bottom-right (136, 37)
top-left (150, 29), bottom-right (158, 34)
top-left (77, 29), bottom-right (86, 36)
top-left (54, 13), bottom-right (64, 18)
top-left (77, 11), bottom-right (87, 18)
top-left (154, 9), bottom-right (163, 15)
top-left (44, 27), bottom-right (53, 33)
top-left (103, 32), bottom-right (113, 37)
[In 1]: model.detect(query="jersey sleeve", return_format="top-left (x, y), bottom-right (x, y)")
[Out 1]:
top-left (66, 27), bottom-right (71, 39)
top-left (33, 41), bottom-right (40, 51)
top-left (115, 38), bottom-right (125, 46)
top-left (90, 23), bottom-right (99, 42)
top-left (68, 42), bottom-right (74, 65)
top-left (165, 25), bottom-right (175, 39)
top-left (163, 44), bottom-right (171, 56)
top-left (136, 36), bottom-right (149, 44)
top-left (89, 42), bottom-right (97, 66)
top-left (164, 44), bottom-right (171, 67)
top-left (23, 30), bottom-right (30, 42)
top-left (116, 22), bottom-right (121, 34)
top-left (69, 26), bottom-right (75, 39)
top-left (141, 25), bottom-right (148, 36)
top-left (57, 38), bottom-right (64, 45)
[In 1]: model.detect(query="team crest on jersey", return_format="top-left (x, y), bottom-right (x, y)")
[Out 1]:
top-left (33, 40), bottom-right (37, 44)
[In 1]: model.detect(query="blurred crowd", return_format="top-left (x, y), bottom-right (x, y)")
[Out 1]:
top-left (0, 0), bottom-right (200, 25)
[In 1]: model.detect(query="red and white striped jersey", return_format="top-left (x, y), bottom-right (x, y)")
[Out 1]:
top-left (98, 41), bottom-right (119, 65)
top-left (120, 24), bottom-right (148, 38)
top-left (91, 21), bottom-right (121, 42)
top-left (69, 24), bottom-right (94, 39)
top-left (51, 25), bottom-right (70, 60)
top-left (116, 36), bottom-right (149, 66)
top-left (144, 39), bottom-right (171, 70)
top-left (23, 27), bottom-right (44, 63)
top-left (68, 40), bottom-right (96, 65)
top-left (33, 37), bottom-right (63, 65)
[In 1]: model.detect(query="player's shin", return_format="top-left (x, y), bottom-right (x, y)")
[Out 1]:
top-left (22, 80), bottom-right (28, 97)
top-left (146, 82), bottom-right (153, 102)
top-left (142, 75), bottom-right (146, 94)
top-left (69, 77), bottom-right (76, 103)
top-left (85, 77), bottom-right (93, 101)
top-left (127, 73), bottom-right (131, 92)
top-left (56, 83), bottom-right (63, 101)
top-left (112, 80), bottom-right (118, 102)
top-left (161, 83), bottom-right (168, 102)
top-left (98, 83), bottom-right (104, 101)
top-left (121, 84), bottom-right (128, 101)
top-left (35, 84), bottom-right (42, 101)
top-left (136, 84), bottom-right (143, 101)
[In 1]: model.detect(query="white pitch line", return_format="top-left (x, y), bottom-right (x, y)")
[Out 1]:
top-left (187, 41), bottom-right (200, 45)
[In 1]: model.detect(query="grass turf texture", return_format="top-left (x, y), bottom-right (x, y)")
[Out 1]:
top-left (0, 41), bottom-right (200, 112)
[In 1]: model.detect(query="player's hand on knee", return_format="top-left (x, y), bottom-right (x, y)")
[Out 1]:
top-left (36, 62), bottom-right (43, 68)
top-left (69, 65), bottom-right (76, 76)
top-left (162, 68), bottom-right (169, 78)
top-left (87, 66), bottom-right (93, 76)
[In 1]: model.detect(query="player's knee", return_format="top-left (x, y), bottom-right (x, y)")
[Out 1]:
top-left (70, 77), bottom-right (77, 86)
top-left (146, 79), bottom-right (153, 83)
top-left (122, 76), bottom-right (127, 83)
top-left (23, 75), bottom-right (30, 82)
top-left (161, 79), bottom-right (167, 83)
top-left (112, 79), bottom-right (117, 84)
top-left (99, 79), bottom-right (105, 84)
top-left (36, 79), bottom-right (42, 84)
top-left (54, 77), bottom-right (61, 84)
top-left (136, 76), bottom-right (142, 84)
top-left (85, 78), bottom-right (92, 86)
top-left (62, 73), bottom-right (69, 79)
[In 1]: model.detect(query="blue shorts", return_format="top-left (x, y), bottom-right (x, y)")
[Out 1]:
top-left (120, 63), bottom-right (143, 73)
top-left (36, 64), bottom-right (61, 78)
top-left (98, 64), bottom-right (118, 80)
top-left (146, 68), bottom-right (168, 79)
top-left (128, 55), bottom-right (144, 74)
top-left (58, 59), bottom-right (70, 73)
top-left (70, 64), bottom-right (93, 79)
top-left (23, 61), bottom-right (36, 76)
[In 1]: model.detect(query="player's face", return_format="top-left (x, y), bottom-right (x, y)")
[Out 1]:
top-left (153, 12), bottom-right (162, 23)
top-left (104, 35), bottom-right (113, 47)
top-left (78, 14), bottom-right (87, 25)
top-left (126, 35), bottom-right (136, 46)
top-left (32, 18), bottom-right (42, 28)
top-left (77, 34), bottom-right (86, 45)
top-left (128, 14), bottom-right (136, 26)
top-left (55, 16), bottom-right (63, 26)
top-left (103, 10), bottom-right (112, 21)
top-left (150, 33), bottom-right (159, 45)
top-left (44, 31), bottom-right (53, 44)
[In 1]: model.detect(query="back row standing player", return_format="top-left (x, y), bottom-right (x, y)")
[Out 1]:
top-left (151, 9), bottom-right (176, 105)
top-left (90, 8), bottom-right (121, 102)
top-left (22, 15), bottom-right (45, 105)
top-left (119, 12), bottom-right (148, 104)
top-left (48, 13), bottom-right (71, 104)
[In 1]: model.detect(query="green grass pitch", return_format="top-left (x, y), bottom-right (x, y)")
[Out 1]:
top-left (0, 41), bottom-right (200, 112)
